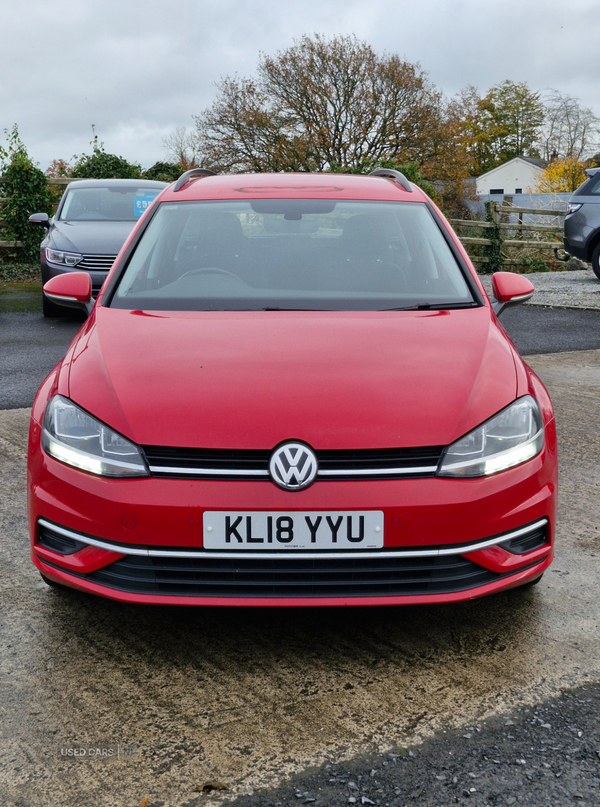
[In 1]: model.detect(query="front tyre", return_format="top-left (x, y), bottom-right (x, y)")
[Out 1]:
top-left (591, 243), bottom-right (600, 280)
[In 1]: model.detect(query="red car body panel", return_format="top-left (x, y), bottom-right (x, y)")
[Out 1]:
top-left (65, 307), bottom-right (517, 451)
top-left (27, 172), bottom-right (558, 606)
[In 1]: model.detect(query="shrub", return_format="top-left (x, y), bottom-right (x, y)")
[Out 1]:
top-left (521, 255), bottom-right (550, 273)
top-left (72, 132), bottom-right (141, 179)
top-left (0, 125), bottom-right (53, 261)
top-left (143, 161), bottom-right (182, 183)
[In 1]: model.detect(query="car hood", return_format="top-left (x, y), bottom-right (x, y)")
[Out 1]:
top-left (67, 307), bottom-right (518, 450)
top-left (49, 221), bottom-right (136, 255)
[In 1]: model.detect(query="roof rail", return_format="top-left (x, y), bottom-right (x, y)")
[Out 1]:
top-left (173, 168), bottom-right (217, 192)
top-left (369, 168), bottom-right (413, 193)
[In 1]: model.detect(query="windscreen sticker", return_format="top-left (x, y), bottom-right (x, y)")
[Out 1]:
top-left (134, 192), bottom-right (160, 217)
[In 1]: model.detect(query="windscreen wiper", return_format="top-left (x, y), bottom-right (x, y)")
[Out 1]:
top-left (382, 301), bottom-right (479, 311)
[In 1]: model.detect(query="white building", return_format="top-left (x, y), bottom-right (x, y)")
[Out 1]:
top-left (476, 157), bottom-right (546, 196)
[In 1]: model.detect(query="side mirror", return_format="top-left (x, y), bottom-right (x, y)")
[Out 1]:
top-left (28, 212), bottom-right (50, 229)
top-left (43, 272), bottom-right (93, 316)
top-left (491, 272), bottom-right (535, 316)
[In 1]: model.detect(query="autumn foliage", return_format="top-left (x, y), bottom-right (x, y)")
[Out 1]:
top-left (532, 157), bottom-right (588, 193)
top-left (194, 35), bottom-right (471, 207)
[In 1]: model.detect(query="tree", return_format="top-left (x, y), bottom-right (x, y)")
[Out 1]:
top-left (162, 127), bottom-right (202, 170)
top-left (539, 90), bottom-right (600, 161)
top-left (196, 76), bottom-right (308, 173)
top-left (457, 81), bottom-right (545, 175)
top-left (194, 35), bottom-right (456, 177)
top-left (328, 159), bottom-right (440, 200)
top-left (449, 85), bottom-right (492, 177)
top-left (72, 130), bottom-right (141, 179)
top-left (45, 159), bottom-right (72, 178)
top-left (532, 157), bottom-right (587, 193)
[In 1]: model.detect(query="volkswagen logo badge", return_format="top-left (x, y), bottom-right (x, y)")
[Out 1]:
top-left (269, 442), bottom-right (318, 491)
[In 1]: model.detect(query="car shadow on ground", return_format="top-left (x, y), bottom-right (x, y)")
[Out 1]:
top-left (42, 581), bottom-right (544, 676)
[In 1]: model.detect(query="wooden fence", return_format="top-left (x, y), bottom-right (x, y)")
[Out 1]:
top-left (450, 201), bottom-right (567, 266)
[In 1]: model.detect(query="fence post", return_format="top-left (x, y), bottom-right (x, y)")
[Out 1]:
top-left (484, 201), bottom-right (503, 273)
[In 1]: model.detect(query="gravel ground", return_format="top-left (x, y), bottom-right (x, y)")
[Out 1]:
top-left (218, 684), bottom-right (600, 807)
top-left (480, 269), bottom-right (600, 310)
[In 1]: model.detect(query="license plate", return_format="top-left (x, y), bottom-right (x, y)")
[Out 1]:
top-left (203, 511), bottom-right (384, 550)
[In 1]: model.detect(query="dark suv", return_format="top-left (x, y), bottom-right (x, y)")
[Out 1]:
top-left (563, 167), bottom-right (600, 279)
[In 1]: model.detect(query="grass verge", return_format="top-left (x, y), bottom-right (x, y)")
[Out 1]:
top-left (0, 281), bottom-right (42, 313)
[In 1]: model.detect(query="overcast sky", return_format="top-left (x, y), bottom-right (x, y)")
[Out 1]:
top-left (2, 0), bottom-right (599, 171)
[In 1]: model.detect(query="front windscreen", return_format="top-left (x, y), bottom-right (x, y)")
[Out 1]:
top-left (110, 199), bottom-right (476, 311)
top-left (60, 187), bottom-right (161, 222)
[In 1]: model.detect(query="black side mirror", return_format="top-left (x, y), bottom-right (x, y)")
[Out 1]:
top-left (28, 212), bottom-right (50, 229)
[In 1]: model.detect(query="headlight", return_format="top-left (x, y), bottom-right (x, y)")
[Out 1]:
top-left (42, 396), bottom-right (149, 478)
top-left (438, 396), bottom-right (544, 478)
top-left (567, 202), bottom-right (582, 214)
top-left (46, 248), bottom-right (83, 267)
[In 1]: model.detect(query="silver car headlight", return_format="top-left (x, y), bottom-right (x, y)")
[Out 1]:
top-left (46, 248), bottom-right (83, 267)
top-left (437, 395), bottom-right (544, 478)
top-left (42, 396), bottom-right (149, 477)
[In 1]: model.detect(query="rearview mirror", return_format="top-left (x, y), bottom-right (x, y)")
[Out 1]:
top-left (43, 272), bottom-right (93, 316)
top-left (491, 272), bottom-right (535, 316)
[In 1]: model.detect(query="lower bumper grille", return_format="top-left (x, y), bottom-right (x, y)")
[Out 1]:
top-left (82, 553), bottom-right (507, 598)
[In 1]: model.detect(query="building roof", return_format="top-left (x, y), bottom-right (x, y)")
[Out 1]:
top-left (477, 156), bottom-right (547, 181)
top-left (519, 156), bottom-right (546, 168)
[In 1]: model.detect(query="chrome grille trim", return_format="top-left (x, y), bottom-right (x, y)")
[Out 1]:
top-left (148, 466), bottom-right (269, 477)
top-left (147, 466), bottom-right (439, 478)
top-left (317, 466), bottom-right (438, 477)
top-left (78, 254), bottom-right (117, 271)
top-left (37, 517), bottom-right (548, 561)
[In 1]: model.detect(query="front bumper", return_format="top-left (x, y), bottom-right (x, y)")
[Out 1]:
top-left (34, 516), bottom-right (552, 605)
top-left (29, 428), bottom-right (557, 605)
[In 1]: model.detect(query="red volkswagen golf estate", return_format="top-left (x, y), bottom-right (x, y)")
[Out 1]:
top-left (28, 169), bottom-right (557, 606)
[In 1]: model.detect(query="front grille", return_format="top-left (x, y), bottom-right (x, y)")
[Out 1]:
top-left (82, 553), bottom-right (505, 597)
top-left (78, 254), bottom-right (117, 271)
top-left (142, 445), bottom-right (445, 481)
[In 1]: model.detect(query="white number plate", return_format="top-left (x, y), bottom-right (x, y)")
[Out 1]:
top-left (203, 511), bottom-right (384, 550)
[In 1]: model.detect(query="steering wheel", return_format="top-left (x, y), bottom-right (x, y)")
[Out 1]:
top-left (179, 267), bottom-right (241, 280)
